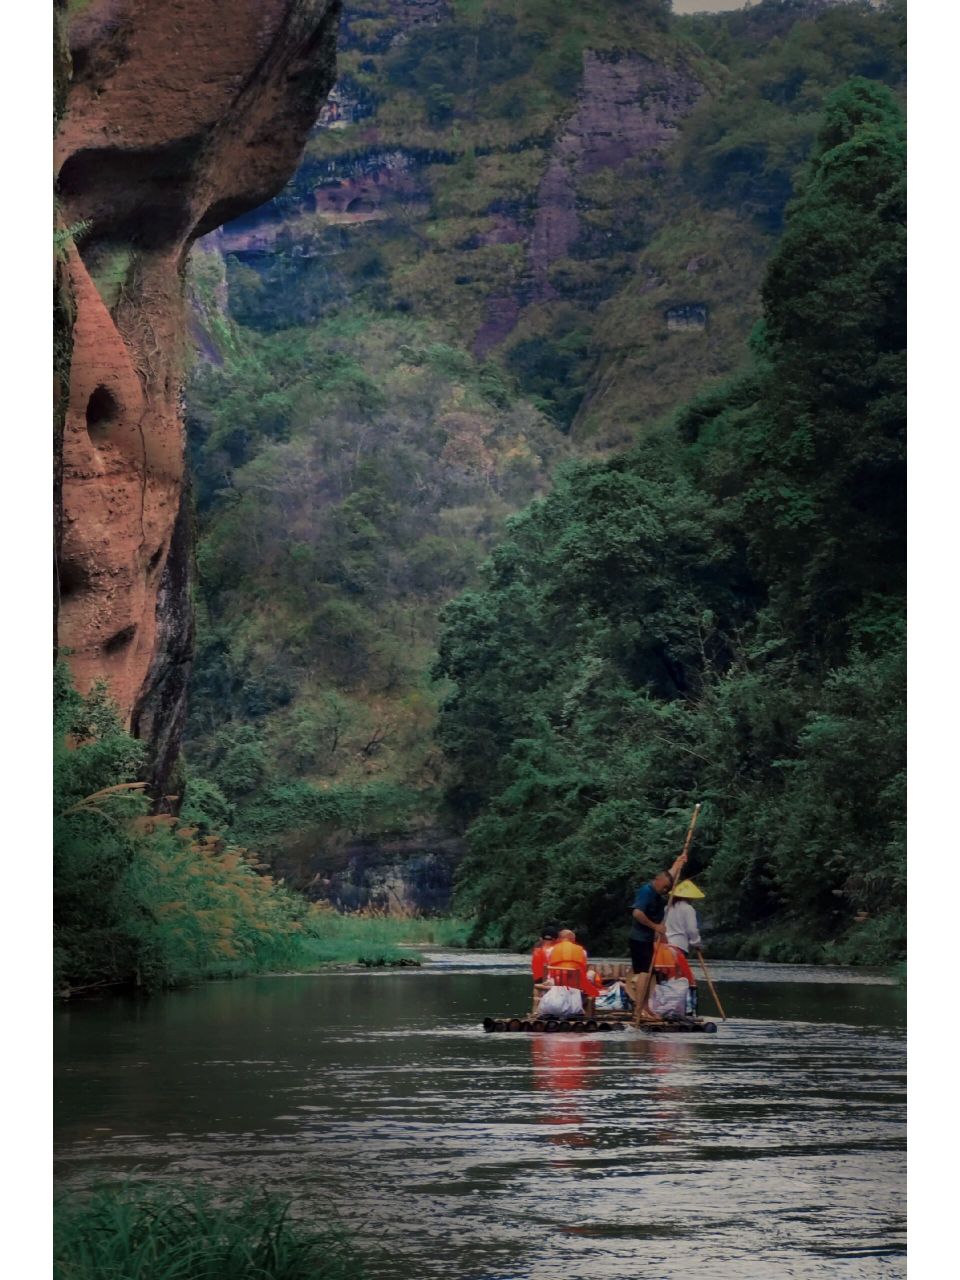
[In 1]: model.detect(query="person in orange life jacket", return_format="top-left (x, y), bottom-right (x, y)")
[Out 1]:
top-left (648, 941), bottom-right (693, 1019)
top-left (547, 930), bottom-right (601, 998)
top-left (531, 924), bottom-right (560, 983)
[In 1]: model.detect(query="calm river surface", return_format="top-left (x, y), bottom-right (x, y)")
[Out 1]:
top-left (54, 954), bottom-right (905, 1279)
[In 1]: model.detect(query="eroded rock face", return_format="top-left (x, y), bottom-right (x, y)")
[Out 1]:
top-left (55, 0), bottom-right (341, 784)
top-left (529, 51), bottom-right (702, 303)
top-left (208, 147), bottom-right (429, 256)
top-left (293, 829), bottom-right (465, 915)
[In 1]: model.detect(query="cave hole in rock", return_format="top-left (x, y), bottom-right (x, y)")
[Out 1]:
top-left (70, 47), bottom-right (89, 80)
top-left (85, 385), bottom-right (120, 447)
top-left (148, 545), bottom-right (165, 574)
top-left (104, 624), bottom-right (137, 654)
top-left (58, 559), bottom-right (90, 602)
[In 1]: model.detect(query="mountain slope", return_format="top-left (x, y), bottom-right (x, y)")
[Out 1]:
top-left (203, 0), bottom-right (904, 445)
top-left (183, 0), bottom-right (906, 911)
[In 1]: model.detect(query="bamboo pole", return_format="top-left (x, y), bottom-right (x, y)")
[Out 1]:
top-left (633, 802), bottom-right (702, 1026)
top-left (695, 948), bottom-right (727, 1021)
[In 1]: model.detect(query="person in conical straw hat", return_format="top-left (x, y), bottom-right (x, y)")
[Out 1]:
top-left (664, 879), bottom-right (705, 1015)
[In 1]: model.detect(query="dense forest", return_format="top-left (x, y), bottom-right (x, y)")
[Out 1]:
top-left (436, 78), bottom-right (905, 961)
top-left (172, 1), bottom-right (905, 963)
top-left (183, 300), bottom-right (565, 866)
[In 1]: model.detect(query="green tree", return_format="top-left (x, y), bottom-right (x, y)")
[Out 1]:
top-left (434, 82), bottom-right (906, 960)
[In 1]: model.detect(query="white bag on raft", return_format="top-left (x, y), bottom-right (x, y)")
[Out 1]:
top-left (649, 977), bottom-right (689, 1019)
top-left (537, 985), bottom-right (584, 1018)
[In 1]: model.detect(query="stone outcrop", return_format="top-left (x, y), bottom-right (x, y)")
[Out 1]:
top-left (293, 829), bottom-right (465, 915)
top-left (529, 50), bottom-right (703, 304)
top-left (207, 147), bottom-right (429, 257)
top-left (54, 0), bottom-right (341, 788)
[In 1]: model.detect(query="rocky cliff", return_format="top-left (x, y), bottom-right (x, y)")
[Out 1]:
top-left (54, 0), bottom-right (341, 790)
top-left (285, 829), bottom-right (464, 915)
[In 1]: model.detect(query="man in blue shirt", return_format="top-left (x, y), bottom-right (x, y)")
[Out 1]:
top-left (629, 851), bottom-right (689, 978)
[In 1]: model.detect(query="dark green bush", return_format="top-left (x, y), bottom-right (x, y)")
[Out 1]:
top-left (53, 1184), bottom-right (367, 1280)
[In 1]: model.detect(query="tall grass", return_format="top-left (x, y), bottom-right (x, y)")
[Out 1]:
top-left (53, 1185), bottom-right (366, 1280)
top-left (292, 909), bottom-right (473, 969)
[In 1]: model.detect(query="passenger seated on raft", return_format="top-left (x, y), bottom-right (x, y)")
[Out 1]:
top-left (647, 943), bottom-right (691, 1019)
top-left (531, 925), bottom-right (560, 1014)
top-left (531, 924), bottom-right (560, 983)
top-left (545, 930), bottom-right (602, 1001)
top-left (594, 977), bottom-right (634, 1012)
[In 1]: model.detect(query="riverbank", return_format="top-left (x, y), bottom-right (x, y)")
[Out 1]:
top-left (57, 913), bottom-right (474, 999)
top-left (292, 912), bottom-right (472, 968)
top-left (705, 916), bottom-right (906, 968)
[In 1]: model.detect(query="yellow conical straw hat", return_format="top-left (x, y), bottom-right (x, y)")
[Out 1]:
top-left (672, 879), bottom-right (705, 900)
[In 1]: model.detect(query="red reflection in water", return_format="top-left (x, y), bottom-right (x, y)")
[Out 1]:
top-left (531, 1035), bottom-right (603, 1157)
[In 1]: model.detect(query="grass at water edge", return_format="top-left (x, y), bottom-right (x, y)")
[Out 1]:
top-left (53, 1183), bottom-right (367, 1280)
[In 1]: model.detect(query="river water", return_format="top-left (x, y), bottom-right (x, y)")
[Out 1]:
top-left (54, 954), bottom-right (905, 1279)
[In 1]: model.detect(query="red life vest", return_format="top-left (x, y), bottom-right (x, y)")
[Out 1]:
top-left (531, 943), bottom-right (555, 982)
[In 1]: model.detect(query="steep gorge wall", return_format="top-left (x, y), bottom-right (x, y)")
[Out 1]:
top-left (202, 1), bottom-right (902, 451)
top-left (54, 0), bottom-right (341, 790)
top-left (200, 1), bottom-right (722, 442)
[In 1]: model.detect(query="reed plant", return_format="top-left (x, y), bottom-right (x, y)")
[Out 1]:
top-left (53, 1184), bottom-right (366, 1280)
top-left (294, 907), bottom-right (472, 969)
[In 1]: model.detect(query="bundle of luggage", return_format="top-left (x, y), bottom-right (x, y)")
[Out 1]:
top-left (595, 980), bottom-right (634, 1012)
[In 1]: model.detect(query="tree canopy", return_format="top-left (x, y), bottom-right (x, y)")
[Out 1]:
top-left (434, 80), bottom-right (906, 962)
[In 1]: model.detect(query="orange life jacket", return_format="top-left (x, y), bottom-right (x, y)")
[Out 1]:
top-left (546, 940), bottom-right (601, 997)
top-left (654, 942), bottom-right (696, 986)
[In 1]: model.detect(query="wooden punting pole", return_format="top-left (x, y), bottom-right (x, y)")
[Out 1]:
top-left (696, 948), bottom-right (727, 1021)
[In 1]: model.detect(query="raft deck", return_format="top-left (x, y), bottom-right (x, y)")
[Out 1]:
top-left (482, 1014), bottom-right (717, 1034)
top-left (484, 961), bottom-right (719, 1034)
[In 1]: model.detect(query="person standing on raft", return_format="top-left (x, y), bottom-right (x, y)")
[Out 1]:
top-left (628, 852), bottom-right (688, 1007)
top-left (664, 879), bottom-right (705, 1014)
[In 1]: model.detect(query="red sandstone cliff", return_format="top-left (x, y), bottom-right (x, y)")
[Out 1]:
top-left (54, 0), bottom-right (341, 790)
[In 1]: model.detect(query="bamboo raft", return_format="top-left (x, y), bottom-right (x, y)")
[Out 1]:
top-left (481, 961), bottom-right (719, 1034)
top-left (483, 1015), bottom-right (628, 1034)
top-left (482, 1014), bottom-right (717, 1034)
top-left (484, 808), bottom-right (727, 1037)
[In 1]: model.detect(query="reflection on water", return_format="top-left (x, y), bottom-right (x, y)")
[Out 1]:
top-left (54, 962), bottom-right (905, 1279)
top-left (533, 1035), bottom-right (605, 1152)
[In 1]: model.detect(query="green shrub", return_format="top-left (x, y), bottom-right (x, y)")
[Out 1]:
top-left (55, 667), bottom-right (417, 991)
top-left (179, 777), bottom-right (234, 836)
top-left (53, 1184), bottom-right (366, 1280)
